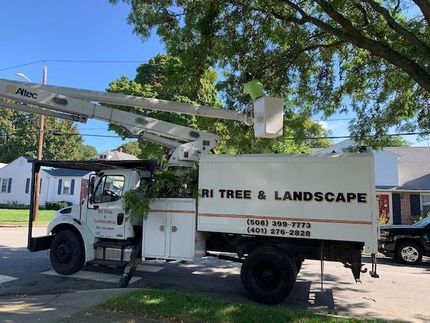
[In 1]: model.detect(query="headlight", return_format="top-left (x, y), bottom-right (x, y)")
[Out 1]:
top-left (379, 230), bottom-right (390, 239)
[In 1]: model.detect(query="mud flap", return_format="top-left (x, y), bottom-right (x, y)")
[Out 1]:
top-left (28, 235), bottom-right (54, 252)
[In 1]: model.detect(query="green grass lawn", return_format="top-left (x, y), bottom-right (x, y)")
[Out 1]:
top-left (0, 209), bottom-right (55, 225)
top-left (103, 289), bottom-right (382, 323)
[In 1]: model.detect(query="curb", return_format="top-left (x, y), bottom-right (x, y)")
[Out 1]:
top-left (0, 224), bottom-right (48, 228)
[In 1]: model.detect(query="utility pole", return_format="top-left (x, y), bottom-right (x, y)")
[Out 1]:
top-left (33, 62), bottom-right (47, 220)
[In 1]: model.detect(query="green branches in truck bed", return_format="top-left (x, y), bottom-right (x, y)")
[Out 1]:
top-left (123, 166), bottom-right (198, 221)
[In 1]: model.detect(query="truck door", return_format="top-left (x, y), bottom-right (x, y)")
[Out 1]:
top-left (86, 173), bottom-right (127, 239)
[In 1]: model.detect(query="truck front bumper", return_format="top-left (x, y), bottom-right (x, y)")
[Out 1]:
top-left (28, 235), bottom-right (54, 252)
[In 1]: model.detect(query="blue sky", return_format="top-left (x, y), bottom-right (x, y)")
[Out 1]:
top-left (0, 1), bottom-right (428, 151)
top-left (0, 0), bottom-right (164, 152)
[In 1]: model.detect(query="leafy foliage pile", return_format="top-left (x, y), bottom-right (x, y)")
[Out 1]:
top-left (123, 166), bottom-right (198, 221)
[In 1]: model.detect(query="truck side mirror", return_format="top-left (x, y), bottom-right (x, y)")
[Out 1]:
top-left (88, 175), bottom-right (96, 204)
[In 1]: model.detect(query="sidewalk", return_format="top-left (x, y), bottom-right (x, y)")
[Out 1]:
top-left (0, 288), bottom-right (158, 323)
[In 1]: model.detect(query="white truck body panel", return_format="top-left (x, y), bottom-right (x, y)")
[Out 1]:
top-left (198, 153), bottom-right (378, 253)
top-left (143, 198), bottom-right (200, 261)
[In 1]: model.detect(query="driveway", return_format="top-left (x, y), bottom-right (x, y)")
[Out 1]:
top-left (1, 226), bottom-right (429, 322)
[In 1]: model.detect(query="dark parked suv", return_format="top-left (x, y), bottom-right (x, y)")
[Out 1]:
top-left (378, 217), bottom-right (430, 264)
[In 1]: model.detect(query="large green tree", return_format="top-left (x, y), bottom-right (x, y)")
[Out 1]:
top-left (111, 0), bottom-right (430, 146)
top-left (0, 109), bottom-right (97, 163)
top-left (107, 54), bottom-right (330, 159)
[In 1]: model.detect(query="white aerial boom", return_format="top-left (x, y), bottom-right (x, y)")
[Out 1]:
top-left (0, 78), bottom-right (283, 165)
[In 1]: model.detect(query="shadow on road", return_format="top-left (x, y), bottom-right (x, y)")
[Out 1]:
top-left (2, 245), bottom-right (429, 321)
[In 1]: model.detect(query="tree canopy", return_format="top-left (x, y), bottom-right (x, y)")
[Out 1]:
top-left (107, 54), bottom-right (330, 160)
top-left (111, 0), bottom-right (430, 146)
top-left (0, 110), bottom-right (97, 163)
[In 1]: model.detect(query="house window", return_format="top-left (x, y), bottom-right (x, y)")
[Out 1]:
top-left (63, 181), bottom-right (70, 195)
top-left (421, 194), bottom-right (430, 216)
top-left (57, 179), bottom-right (75, 195)
top-left (0, 178), bottom-right (12, 193)
top-left (25, 178), bottom-right (30, 194)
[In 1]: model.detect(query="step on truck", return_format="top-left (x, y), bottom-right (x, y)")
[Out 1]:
top-left (0, 78), bottom-right (379, 304)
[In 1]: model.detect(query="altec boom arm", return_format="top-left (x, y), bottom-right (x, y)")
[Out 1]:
top-left (0, 79), bottom-right (283, 165)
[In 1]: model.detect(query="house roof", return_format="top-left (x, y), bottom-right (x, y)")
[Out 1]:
top-left (43, 168), bottom-right (91, 177)
top-left (313, 139), bottom-right (357, 154)
top-left (0, 156), bottom-right (32, 173)
top-left (0, 163), bottom-right (6, 169)
top-left (385, 147), bottom-right (430, 190)
top-left (98, 150), bottom-right (138, 160)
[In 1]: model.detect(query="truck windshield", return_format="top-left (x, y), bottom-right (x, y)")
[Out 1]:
top-left (93, 175), bottom-right (125, 203)
top-left (414, 216), bottom-right (430, 228)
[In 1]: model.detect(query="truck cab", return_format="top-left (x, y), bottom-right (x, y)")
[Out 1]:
top-left (28, 159), bottom-right (157, 275)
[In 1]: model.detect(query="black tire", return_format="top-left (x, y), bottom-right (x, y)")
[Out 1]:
top-left (395, 242), bottom-right (423, 265)
top-left (241, 247), bottom-right (296, 304)
top-left (50, 230), bottom-right (85, 275)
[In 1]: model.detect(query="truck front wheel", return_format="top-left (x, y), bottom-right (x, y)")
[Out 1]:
top-left (50, 230), bottom-right (85, 275)
top-left (241, 247), bottom-right (296, 304)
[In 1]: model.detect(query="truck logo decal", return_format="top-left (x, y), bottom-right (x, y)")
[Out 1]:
top-left (5, 85), bottom-right (38, 99)
top-left (201, 189), bottom-right (367, 204)
top-left (14, 87), bottom-right (38, 99)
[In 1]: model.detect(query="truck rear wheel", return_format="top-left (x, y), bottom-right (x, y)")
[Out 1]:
top-left (241, 247), bottom-right (296, 304)
top-left (50, 230), bottom-right (85, 275)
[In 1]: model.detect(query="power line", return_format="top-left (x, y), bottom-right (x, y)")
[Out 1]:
top-left (75, 127), bottom-right (111, 130)
top-left (314, 117), bottom-right (353, 122)
top-left (46, 59), bottom-right (148, 64)
top-left (297, 132), bottom-right (424, 140)
top-left (51, 131), bottom-right (123, 139)
top-left (0, 60), bottom-right (44, 72)
top-left (0, 59), bottom-right (148, 72)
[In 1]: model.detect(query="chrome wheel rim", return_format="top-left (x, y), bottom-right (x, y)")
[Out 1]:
top-left (401, 246), bottom-right (419, 263)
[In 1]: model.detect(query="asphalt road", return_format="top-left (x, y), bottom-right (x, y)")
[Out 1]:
top-left (1, 226), bottom-right (429, 322)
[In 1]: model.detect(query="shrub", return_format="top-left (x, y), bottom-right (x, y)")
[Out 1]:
top-left (0, 202), bottom-right (29, 209)
top-left (44, 201), bottom-right (72, 210)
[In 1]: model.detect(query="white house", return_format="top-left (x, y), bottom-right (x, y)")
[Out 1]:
top-left (0, 157), bottom-right (39, 205)
top-left (0, 150), bottom-right (139, 207)
top-left (41, 167), bottom-right (91, 206)
top-left (0, 157), bottom-right (90, 206)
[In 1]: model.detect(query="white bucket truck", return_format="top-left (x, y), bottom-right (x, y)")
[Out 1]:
top-left (0, 79), bottom-right (378, 304)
